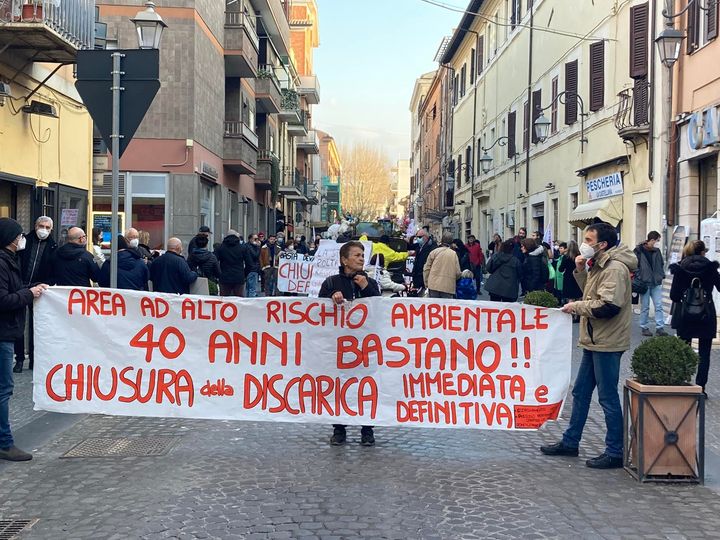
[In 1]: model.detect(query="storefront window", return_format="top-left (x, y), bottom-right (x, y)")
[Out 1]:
top-left (129, 173), bottom-right (167, 250)
top-left (0, 180), bottom-right (32, 231)
top-left (699, 156), bottom-right (718, 232)
top-left (200, 182), bottom-right (215, 233)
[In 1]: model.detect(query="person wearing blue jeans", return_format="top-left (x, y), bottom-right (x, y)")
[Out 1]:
top-left (634, 231), bottom-right (667, 336)
top-left (243, 234), bottom-right (262, 298)
top-left (0, 217), bottom-right (48, 462)
top-left (246, 272), bottom-right (259, 297)
top-left (540, 222), bottom-right (637, 469)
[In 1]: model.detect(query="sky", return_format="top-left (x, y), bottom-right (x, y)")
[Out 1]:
top-left (311, 0), bottom-right (462, 164)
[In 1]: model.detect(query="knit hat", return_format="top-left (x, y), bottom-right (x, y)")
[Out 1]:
top-left (0, 217), bottom-right (23, 248)
top-left (117, 235), bottom-right (129, 250)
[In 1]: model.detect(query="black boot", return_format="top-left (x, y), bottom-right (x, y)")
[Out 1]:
top-left (330, 426), bottom-right (346, 446)
top-left (12, 361), bottom-right (22, 374)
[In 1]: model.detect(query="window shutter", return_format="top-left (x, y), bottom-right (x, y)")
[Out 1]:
top-left (531, 89), bottom-right (542, 144)
top-left (564, 60), bottom-right (578, 124)
top-left (589, 41), bottom-right (605, 111)
top-left (470, 48), bottom-right (476, 81)
top-left (523, 101), bottom-right (530, 151)
top-left (708, 0), bottom-right (718, 40)
top-left (508, 111), bottom-right (516, 157)
top-left (688, 1), bottom-right (699, 53)
top-left (629, 3), bottom-right (649, 79)
top-left (477, 36), bottom-right (484, 76)
top-left (633, 76), bottom-right (649, 125)
top-left (551, 77), bottom-right (558, 133)
top-left (457, 155), bottom-right (462, 187)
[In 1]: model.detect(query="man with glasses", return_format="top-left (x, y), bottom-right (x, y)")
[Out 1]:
top-left (52, 227), bottom-right (99, 287)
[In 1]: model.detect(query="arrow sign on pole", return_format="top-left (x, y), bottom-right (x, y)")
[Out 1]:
top-left (75, 49), bottom-right (161, 158)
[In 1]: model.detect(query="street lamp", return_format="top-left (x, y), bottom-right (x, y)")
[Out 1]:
top-left (479, 152), bottom-right (493, 174)
top-left (479, 136), bottom-right (519, 177)
top-left (131, 2), bottom-right (168, 50)
top-left (655, 27), bottom-right (685, 68)
top-left (535, 91), bottom-right (588, 152)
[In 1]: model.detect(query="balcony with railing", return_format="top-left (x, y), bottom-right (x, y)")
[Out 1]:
top-left (0, 0), bottom-right (95, 62)
top-left (255, 149), bottom-right (279, 190)
top-left (297, 130), bottom-right (320, 154)
top-left (279, 88), bottom-right (301, 123)
top-left (298, 74), bottom-right (320, 105)
top-left (615, 81), bottom-right (650, 142)
top-left (278, 169), bottom-right (308, 201)
top-left (256, 64), bottom-right (282, 114)
top-left (224, 6), bottom-right (259, 77)
top-left (287, 109), bottom-right (309, 136)
top-left (223, 121), bottom-right (258, 174)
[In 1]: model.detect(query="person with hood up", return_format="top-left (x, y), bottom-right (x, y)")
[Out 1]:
top-left (187, 234), bottom-right (221, 284)
top-left (52, 227), bottom-right (99, 287)
top-left (98, 236), bottom-right (150, 290)
top-left (541, 222), bottom-right (637, 470)
top-left (670, 240), bottom-right (720, 397)
top-left (634, 231), bottom-right (667, 336)
top-left (485, 239), bottom-right (522, 302)
top-left (243, 233), bottom-right (262, 297)
top-left (365, 253), bottom-right (405, 295)
top-left (521, 238), bottom-right (549, 294)
top-left (215, 230), bottom-right (246, 297)
top-left (319, 241), bottom-right (380, 446)
top-left (372, 235), bottom-right (409, 268)
top-left (149, 238), bottom-right (198, 295)
top-left (0, 218), bottom-right (48, 461)
top-left (15, 216), bottom-right (56, 372)
top-left (423, 232), bottom-right (462, 299)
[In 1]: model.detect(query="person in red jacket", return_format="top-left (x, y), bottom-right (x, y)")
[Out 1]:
top-left (465, 235), bottom-right (485, 293)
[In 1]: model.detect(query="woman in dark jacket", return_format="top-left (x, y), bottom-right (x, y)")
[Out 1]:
top-left (214, 231), bottom-right (246, 296)
top-left (521, 238), bottom-right (549, 294)
top-left (451, 239), bottom-right (473, 272)
top-left (484, 240), bottom-right (522, 302)
top-left (187, 235), bottom-right (221, 283)
top-left (560, 240), bottom-right (583, 301)
top-left (670, 240), bottom-right (720, 395)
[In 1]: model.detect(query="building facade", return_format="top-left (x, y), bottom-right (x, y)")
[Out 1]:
top-left (435, 0), bottom-right (665, 249)
top-left (315, 129), bottom-right (341, 228)
top-left (409, 71), bottom-right (435, 224)
top-left (0, 0), bottom-right (95, 241)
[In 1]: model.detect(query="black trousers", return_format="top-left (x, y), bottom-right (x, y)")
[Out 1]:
top-left (489, 293), bottom-right (515, 303)
top-left (681, 336), bottom-right (713, 389)
top-left (333, 424), bottom-right (373, 432)
top-left (14, 306), bottom-right (33, 368)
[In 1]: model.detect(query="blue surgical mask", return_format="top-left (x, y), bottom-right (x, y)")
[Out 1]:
top-left (417, 237), bottom-right (426, 246)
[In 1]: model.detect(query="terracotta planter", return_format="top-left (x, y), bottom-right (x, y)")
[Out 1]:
top-left (623, 378), bottom-right (704, 483)
top-left (21, 4), bottom-right (42, 21)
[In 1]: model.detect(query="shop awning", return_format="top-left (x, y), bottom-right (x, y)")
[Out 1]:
top-left (569, 197), bottom-right (623, 228)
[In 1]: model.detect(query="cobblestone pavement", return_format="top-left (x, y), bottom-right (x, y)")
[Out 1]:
top-left (3, 316), bottom-right (720, 540)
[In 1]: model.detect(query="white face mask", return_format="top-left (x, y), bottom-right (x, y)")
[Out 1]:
top-left (129, 238), bottom-right (140, 249)
top-left (579, 242), bottom-right (597, 259)
top-left (36, 228), bottom-right (50, 240)
top-left (15, 236), bottom-right (26, 251)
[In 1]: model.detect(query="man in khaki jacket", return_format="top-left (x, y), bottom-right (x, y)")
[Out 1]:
top-left (540, 222), bottom-right (637, 470)
top-left (423, 232), bottom-right (461, 298)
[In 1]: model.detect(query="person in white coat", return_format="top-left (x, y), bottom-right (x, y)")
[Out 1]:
top-left (365, 254), bottom-right (405, 294)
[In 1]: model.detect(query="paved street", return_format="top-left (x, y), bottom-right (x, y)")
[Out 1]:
top-left (3, 315), bottom-right (720, 540)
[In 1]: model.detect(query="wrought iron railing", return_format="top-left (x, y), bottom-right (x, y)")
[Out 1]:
top-left (5, 0), bottom-right (95, 50)
top-left (615, 81), bottom-right (650, 133)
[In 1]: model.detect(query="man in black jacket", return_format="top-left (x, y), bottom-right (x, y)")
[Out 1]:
top-left (319, 241), bottom-right (380, 447)
top-left (411, 228), bottom-right (436, 290)
top-left (14, 216), bottom-right (56, 372)
top-left (150, 238), bottom-right (198, 295)
top-left (52, 227), bottom-right (99, 287)
top-left (215, 230), bottom-right (246, 296)
top-left (0, 218), bottom-right (47, 461)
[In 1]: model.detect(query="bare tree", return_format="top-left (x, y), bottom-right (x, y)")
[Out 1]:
top-left (339, 142), bottom-right (394, 222)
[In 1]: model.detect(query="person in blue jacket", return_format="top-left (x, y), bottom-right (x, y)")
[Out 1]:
top-left (98, 235), bottom-right (150, 290)
top-left (149, 238), bottom-right (198, 295)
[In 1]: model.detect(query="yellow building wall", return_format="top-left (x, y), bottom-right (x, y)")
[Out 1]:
top-left (0, 63), bottom-right (92, 193)
top-left (448, 0), bottom-right (663, 248)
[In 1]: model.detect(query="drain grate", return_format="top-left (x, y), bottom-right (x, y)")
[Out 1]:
top-left (61, 437), bottom-right (181, 458)
top-left (0, 519), bottom-right (36, 540)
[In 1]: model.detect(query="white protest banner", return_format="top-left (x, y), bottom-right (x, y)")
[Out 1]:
top-left (34, 288), bottom-right (572, 430)
top-left (305, 240), bottom-right (373, 297)
top-left (277, 251), bottom-right (314, 294)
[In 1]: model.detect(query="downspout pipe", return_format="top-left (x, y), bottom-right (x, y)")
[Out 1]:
top-left (648, 0), bottom-right (657, 182)
top-left (525, 2), bottom-right (534, 196)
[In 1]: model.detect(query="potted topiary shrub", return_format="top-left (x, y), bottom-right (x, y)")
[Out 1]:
top-left (523, 290), bottom-right (559, 308)
top-left (624, 336), bottom-right (704, 483)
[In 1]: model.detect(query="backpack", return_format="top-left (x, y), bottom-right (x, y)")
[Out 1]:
top-left (679, 277), bottom-right (711, 323)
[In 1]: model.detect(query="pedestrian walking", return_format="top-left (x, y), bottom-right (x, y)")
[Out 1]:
top-left (215, 230), bottom-right (246, 297)
top-left (14, 216), bottom-right (55, 373)
top-left (424, 232), bottom-right (461, 299)
top-left (98, 236), bottom-right (150, 290)
top-left (244, 233), bottom-right (262, 298)
top-left (485, 240), bottom-right (522, 302)
top-left (554, 242), bottom-right (567, 301)
top-left (541, 222), bottom-right (637, 469)
top-left (634, 231), bottom-right (667, 336)
top-left (669, 240), bottom-right (720, 397)
top-left (187, 235), bottom-right (221, 285)
top-left (521, 238), bottom-right (549, 294)
top-left (318, 241), bottom-right (380, 446)
top-left (149, 238), bottom-right (198, 295)
top-left (52, 227), bottom-right (99, 287)
top-left (0, 217), bottom-right (48, 461)
top-left (411, 228), bottom-right (436, 291)
top-left (260, 234), bottom-right (281, 296)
